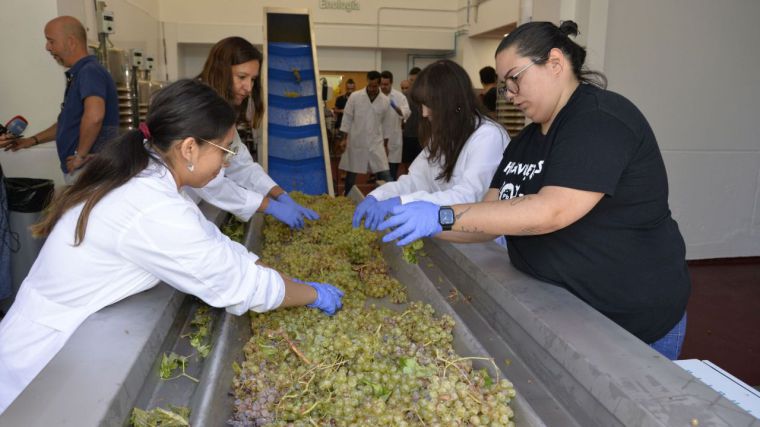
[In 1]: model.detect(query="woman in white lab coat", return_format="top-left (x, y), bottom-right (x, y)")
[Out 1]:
top-left (186, 36), bottom-right (319, 229)
top-left (353, 60), bottom-right (510, 231)
top-left (0, 79), bottom-right (343, 414)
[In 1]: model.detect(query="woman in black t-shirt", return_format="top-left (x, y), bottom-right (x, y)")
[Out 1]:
top-left (377, 21), bottom-right (691, 360)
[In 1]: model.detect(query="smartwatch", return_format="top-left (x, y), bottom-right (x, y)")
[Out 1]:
top-left (438, 206), bottom-right (455, 231)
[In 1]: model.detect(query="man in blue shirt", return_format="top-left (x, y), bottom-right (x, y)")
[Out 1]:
top-left (0, 16), bottom-right (119, 184)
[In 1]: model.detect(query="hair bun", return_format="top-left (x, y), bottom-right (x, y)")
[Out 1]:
top-left (558, 20), bottom-right (579, 37)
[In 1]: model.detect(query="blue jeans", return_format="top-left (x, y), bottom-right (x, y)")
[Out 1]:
top-left (650, 312), bottom-right (687, 360)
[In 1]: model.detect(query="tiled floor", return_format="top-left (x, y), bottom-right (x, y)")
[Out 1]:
top-left (680, 258), bottom-right (760, 386)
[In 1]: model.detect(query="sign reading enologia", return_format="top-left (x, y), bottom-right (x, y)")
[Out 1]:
top-left (319, 0), bottom-right (360, 12)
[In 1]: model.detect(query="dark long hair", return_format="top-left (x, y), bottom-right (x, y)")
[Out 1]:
top-left (197, 36), bottom-right (265, 128)
top-left (410, 59), bottom-right (489, 182)
top-left (32, 79), bottom-right (235, 244)
top-left (496, 20), bottom-right (607, 88)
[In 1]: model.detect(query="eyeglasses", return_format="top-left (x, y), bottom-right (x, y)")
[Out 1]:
top-left (498, 61), bottom-right (538, 97)
top-left (198, 137), bottom-right (239, 162)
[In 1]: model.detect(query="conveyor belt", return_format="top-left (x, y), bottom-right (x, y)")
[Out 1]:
top-left (2, 195), bottom-right (758, 426)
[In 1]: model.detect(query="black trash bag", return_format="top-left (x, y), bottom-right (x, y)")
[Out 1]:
top-left (4, 178), bottom-right (55, 213)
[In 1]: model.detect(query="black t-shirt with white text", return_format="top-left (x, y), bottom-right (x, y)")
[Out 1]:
top-left (489, 84), bottom-right (690, 343)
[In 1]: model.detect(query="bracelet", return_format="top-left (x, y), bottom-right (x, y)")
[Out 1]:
top-left (31, 136), bottom-right (39, 145)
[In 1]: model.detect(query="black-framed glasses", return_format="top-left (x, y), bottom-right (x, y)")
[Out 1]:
top-left (198, 137), bottom-right (239, 162)
top-left (498, 61), bottom-right (538, 97)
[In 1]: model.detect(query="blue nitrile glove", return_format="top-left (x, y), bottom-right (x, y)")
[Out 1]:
top-left (298, 280), bottom-right (344, 315)
top-left (264, 198), bottom-right (305, 229)
top-left (278, 193), bottom-right (320, 221)
top-left (352, 195), bottom-right (378, 228)
top-left (365, 197), bottom-right (400, 231)
top-left (377, 201), bottom-right (442, 246)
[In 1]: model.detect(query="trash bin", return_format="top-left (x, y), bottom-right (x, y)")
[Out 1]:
top-left (1, 177), bottom-right (55, 310)
top-left (0, 172), bottom-right (13, 304)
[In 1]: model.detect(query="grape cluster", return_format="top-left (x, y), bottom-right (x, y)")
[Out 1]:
top-left (229, 194), bottom-right (516, 426)
top-left (402, 240), bottom-right (425, 265)
top-left (260, 194), bottom-right (406, 304)
top-left (222, 217), bottom-right (247, 244)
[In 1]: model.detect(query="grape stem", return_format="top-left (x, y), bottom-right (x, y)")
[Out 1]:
top-left (301, 392), bottom-right (333, 416)
top-left (437, 353), bottom-right (500, 383)
top-left (277, 329), bottom-right (312, 365)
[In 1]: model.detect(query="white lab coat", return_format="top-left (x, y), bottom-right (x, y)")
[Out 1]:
top-left (383, 88), bottom-right (411, 163)
top-left (338, 89), bottom-right (393, 173)
top-left (0, 161), bottom-right (285, 414)
top-left (370, 118), bottom-right (510, 205)
top-left (185, 129), bottom-right (278, 221)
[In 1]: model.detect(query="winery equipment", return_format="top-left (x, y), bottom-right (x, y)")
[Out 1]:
top-left (262, 8), bottom-right (334, 196)
top-left (1, 189), bottom-right (757, 426)
top-left (105, 48), bottom-right (165, 131)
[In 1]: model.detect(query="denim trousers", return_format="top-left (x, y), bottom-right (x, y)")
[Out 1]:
top-left (649, 312), bottom-right (687, 360)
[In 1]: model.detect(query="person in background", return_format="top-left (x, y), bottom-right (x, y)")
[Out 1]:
top-left (0, 16), bottom-right (118, 184)
top-left (353, 60), bottom-right (509, 231)
top-left (379, 70), bottom-right (411, 179)
top-left (400, 67), bottom-right (422, 176)
top-left (378, 21), bottom-right (691, 361)
top-left (333, 78), bottom-right (355, 132)
top-left (400, 79), bottom-right (411, 95)
top-left (186, 37), bottom-right (319, 230)
top-left (479, 65), bottom-right (498, 116)
top-left (0, 80), bottom-right (343, 414)
top-left (338, 71), bottom-right (394, 196)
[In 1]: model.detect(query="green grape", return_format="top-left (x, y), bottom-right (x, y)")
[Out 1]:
top-left (221, 217), bottom-right (247, 243)
top-left (130, 405), bottom-right (190, 427)
top-left (228, 193), bottom-right (516, 426)
top-left (402, 240), bottom-right (425, 264)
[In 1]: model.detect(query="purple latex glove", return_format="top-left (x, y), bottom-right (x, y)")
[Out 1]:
top-left (365, 197), bottom-right (400, 231)
top-left (293, 278), bottom-right (344, 315)
top-left (377, 201), bottom-right (443, 246)
top-left (278, 193), bottom-right (320, 221)
top-left (352, 195), bottom-right (378, 228)
top-left (265, 198), bottom-right (305, 229)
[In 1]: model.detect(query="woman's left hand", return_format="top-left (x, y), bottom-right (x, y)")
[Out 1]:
top-left (278, 193), bottom-right (320, 221)
top-left (378, 201), bottom-right (442, 246)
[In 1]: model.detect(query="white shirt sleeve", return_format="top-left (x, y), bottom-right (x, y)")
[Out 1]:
top-left (117, 200), bottom-right (285, 315)
top-left (370, 121), bottom-right (510, 205)
top-left (185, 169), bottom-right (262, 221)
top-left (224, 130), bottom-right (278, 196)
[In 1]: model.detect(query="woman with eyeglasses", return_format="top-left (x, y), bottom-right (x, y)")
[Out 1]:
top-left (186, 36), bottom-right (319, 230)
top-left (0, 80), bottom-right (343, 414)
top-left (352, 59), bottom-right (510, 231)
top-left (377, 21), bottom-right (691, 360)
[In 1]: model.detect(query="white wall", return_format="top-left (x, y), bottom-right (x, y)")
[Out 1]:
top-left (603, 0), bottom-right (760, 259)
top-left (159, 0), bottom-right (465, 79)
top-left (533, 0), bottom-right (760, 259)
top-left (0, 0), bottom-right (66, 185)
top-left (0, 0), bottom-right (162, 185)
top-left (56, 0), bottom-right (164, 80)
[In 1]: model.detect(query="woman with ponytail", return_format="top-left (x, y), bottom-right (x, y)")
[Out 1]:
top-left (186, 36), bottom-right (319, 230)
top-left (0, 79), bottom-right (343, 414)
top-left (377, 21), bottom-right (691, 360)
